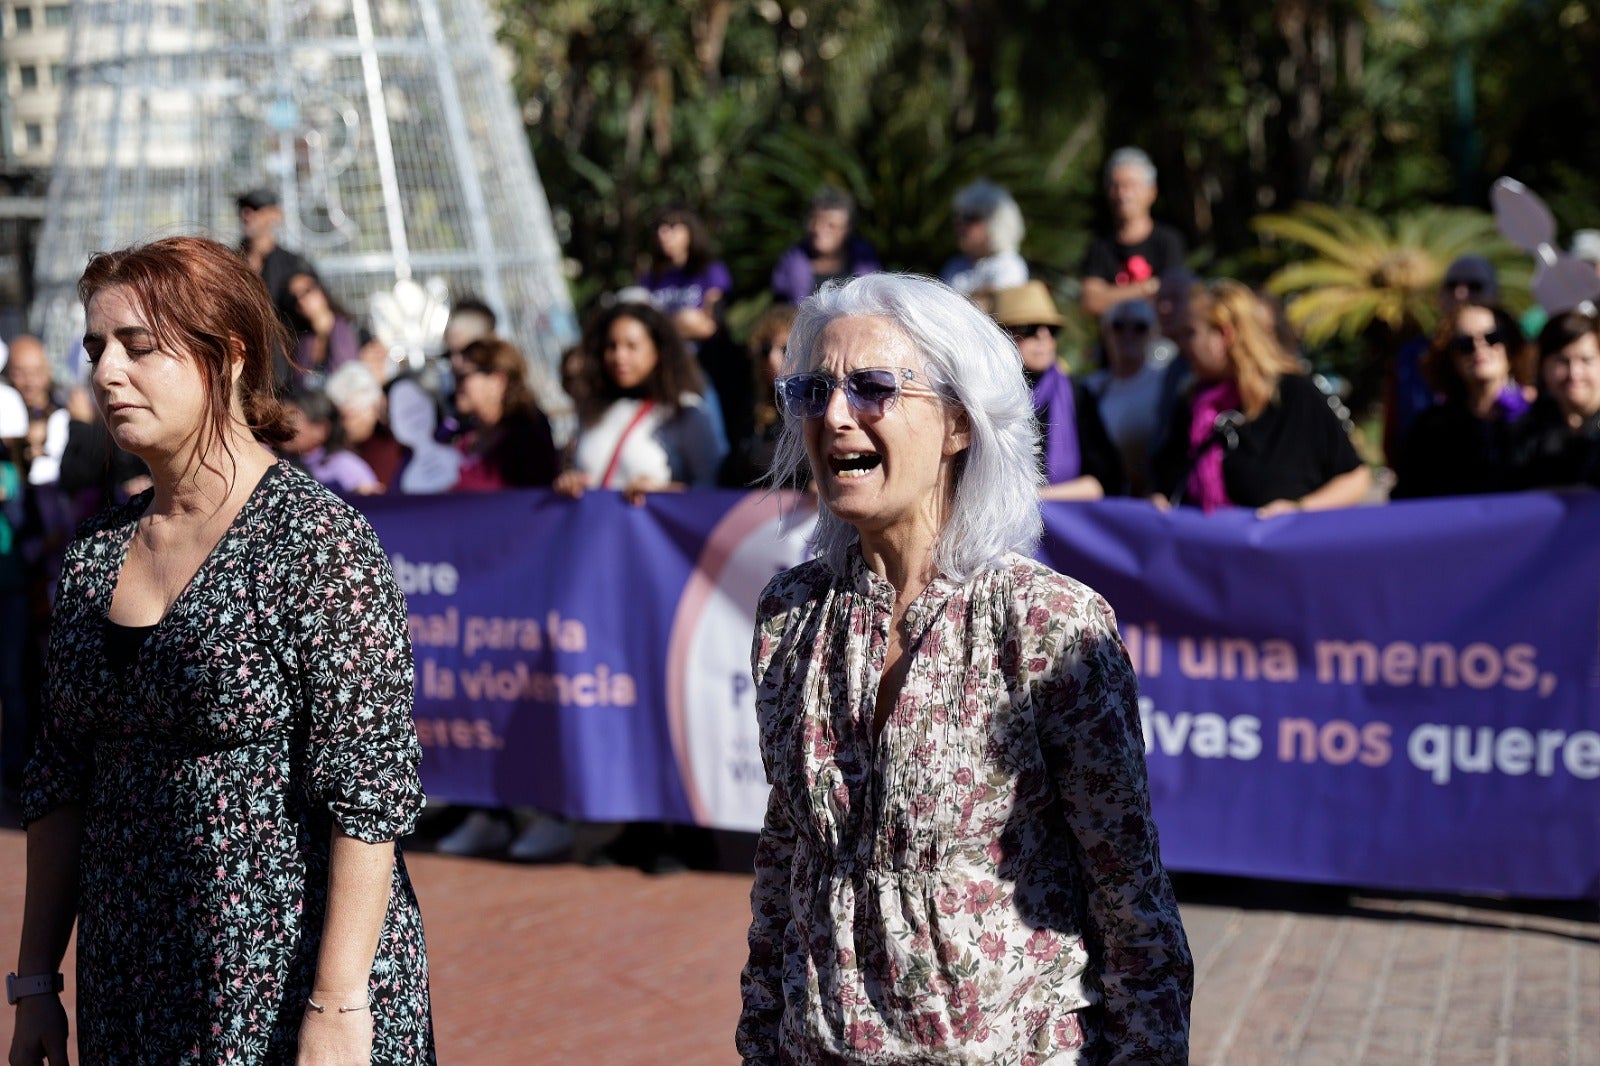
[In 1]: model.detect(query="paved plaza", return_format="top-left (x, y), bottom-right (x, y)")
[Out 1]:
top-left (0, 820), bottom-right (1594, 1064)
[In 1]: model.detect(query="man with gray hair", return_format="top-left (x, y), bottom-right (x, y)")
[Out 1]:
top-left (1081, 147), bottom-right (1187, 317)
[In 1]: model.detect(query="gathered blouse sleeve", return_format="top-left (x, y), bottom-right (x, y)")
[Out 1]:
top-left (1027, 577), bottom-right (1193, 1063)
top-left (291, 497), bottom-right (423, 843)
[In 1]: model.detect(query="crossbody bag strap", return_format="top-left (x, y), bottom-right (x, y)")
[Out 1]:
top-left (599, 399), bottom-right (657, 489)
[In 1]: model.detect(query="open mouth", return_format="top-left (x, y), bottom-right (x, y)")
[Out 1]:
top-left (829, 452), bottom-right (882, 479)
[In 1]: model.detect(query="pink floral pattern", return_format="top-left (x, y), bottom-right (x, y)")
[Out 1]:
top-left (738, 551), bottom-right (1191, 1064)
top-left (23, 462), bottom-right (433, 1063)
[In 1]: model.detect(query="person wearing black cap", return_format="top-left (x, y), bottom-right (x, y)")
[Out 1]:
top-left (238, 187), bottom-right (319, 389)
top-left (237, 187), bottom-right (317, 325)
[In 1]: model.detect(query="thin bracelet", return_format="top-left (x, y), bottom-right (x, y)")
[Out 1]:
top-left (306, 996), bottom-right (370, 1014)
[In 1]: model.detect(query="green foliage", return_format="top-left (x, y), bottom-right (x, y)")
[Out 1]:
top-left (495, 0), bottom-right (1593, 359)
top-left (1255, 202), bottom-right (1530, 346)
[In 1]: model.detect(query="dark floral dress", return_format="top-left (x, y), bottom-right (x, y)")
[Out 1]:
top-left (22, 461), bottom-right (434, 1064)
top-left (738, 550), bottom-right (1192, 1065)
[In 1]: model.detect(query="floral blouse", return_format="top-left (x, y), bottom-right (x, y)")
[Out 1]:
top-left (738, 550), bottom-right (1191, 1064)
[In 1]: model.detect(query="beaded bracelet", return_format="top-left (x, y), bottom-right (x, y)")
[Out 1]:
top-left (306, 996), bottom-right (370, 1014)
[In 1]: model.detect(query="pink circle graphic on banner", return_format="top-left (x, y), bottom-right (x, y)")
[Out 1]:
top-left (665, 492), bottom-right (817, 829)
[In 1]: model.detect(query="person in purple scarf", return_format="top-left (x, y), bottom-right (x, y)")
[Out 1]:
top-left (990, 282), bottom-right (1125, 499)
top-left (1394, 302), bottom-right (1535, 498)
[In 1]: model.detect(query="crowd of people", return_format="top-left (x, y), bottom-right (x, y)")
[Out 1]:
top-left (6, 148), bottom-right (1600, 1065)
top-left (226, 150), bottom-right (1600, 530)
top-left (5, 151), bottom-right (1599, 843)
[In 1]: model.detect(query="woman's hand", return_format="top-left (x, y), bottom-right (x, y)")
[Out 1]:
top-left (8, 993), bottom-right (70, 1066)
top-left (622, 477), bottom-right (678, 507)
top-left (1148, 493), bottom-right (1172, 512)
top-left (296, 1003), bottom-right (373, 1066)
top-left (671, 307), bottom-right (717, 342)
top-left (553, 470), bottom-right (591, 499)
top-left (1254, 498), bottom-right (1302, 519)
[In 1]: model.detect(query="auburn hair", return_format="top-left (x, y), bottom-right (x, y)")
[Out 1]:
top-left (1421, 303), bottom-right (1531, 406)
top-left (79, 236), bottom-right (294, 461)
top-left (459, 336), bottom-right (538, 421)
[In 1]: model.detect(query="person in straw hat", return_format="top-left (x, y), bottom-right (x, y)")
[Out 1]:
top-left (990, 281), bottom-right (1126, 499)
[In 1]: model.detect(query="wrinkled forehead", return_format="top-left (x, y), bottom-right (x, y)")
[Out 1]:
top-left (796, 314), bottom-right (922, 375)
top-left (84, 283), bottom-right (157, 335)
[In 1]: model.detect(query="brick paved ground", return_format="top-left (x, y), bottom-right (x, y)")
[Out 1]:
top-left (1, 819), bottom-right (1595, 1064)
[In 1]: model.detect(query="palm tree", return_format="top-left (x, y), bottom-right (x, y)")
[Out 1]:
top-left (1253, 202), bottom-right (1530, 346)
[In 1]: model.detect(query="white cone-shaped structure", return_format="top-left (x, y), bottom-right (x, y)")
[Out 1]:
top-left (32, 0), bottom-right (575, 384)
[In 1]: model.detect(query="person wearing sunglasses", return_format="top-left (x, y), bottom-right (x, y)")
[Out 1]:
top-left (741, 273), bottom-right (1191, 1064)
top-left (1510, 311), bottom-right (1600, 490)
top-left (1393, 302), bottom-right (1534, 499)
top-left (990, 281), bottom-right (1125, 499)
top-left (1148, 280), bottom-right (1370, 516)
top-left (938, 179), bottom-right (1029, 303)
top-left (1085, 297), bottom-right (1168, 496)
top-left (1385, 254), bottom-right (1501, 464)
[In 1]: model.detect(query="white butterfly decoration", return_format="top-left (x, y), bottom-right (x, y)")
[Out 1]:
top-left (368, 276), bottom-right (452, 373)
top-left (1491, 177), bottom-right (1600, 316)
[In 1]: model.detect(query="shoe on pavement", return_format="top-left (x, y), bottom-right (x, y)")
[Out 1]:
top-left (436, 810), bottom-right (513, 856)
top-left (508, 815), bottom-right (574, 861)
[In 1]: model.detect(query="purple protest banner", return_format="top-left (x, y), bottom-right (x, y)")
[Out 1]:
top-left (357, 490), bottom-right (1600, 899)
top-left (1039, 492), bottom-right (1600, 900)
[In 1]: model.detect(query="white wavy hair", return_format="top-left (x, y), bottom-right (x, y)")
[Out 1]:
top-left (768, 273), bottom-right (1043, 583)
top-left (325, 361), bottom-right (384, 412)
top-left (953, 180), bottom-right (1025, 256)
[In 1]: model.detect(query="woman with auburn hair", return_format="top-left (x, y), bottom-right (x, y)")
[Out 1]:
top-left (1149, 279), bottom-right (1370, 516)
top-left (8, 236), bottom-right (433, 1064)
top-left (1392, 302), bottom-right (1534, 498)
top-left (450, 335), bottom-right (559, 492)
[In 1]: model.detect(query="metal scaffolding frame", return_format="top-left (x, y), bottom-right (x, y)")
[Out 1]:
top-left (32, 0), bottom-right (575, 389)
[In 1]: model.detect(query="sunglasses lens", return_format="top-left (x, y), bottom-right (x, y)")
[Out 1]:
top-left (776, 368), bottom-right (910, 419)
top-left (1451, 330), bottom-right (1503, 355)
top-left (845, 370), bottom-right (900, 414)
top-left (1112, 321), bottom-right (1149, 334)
top-left (776, 374), bottom-right (828, 419)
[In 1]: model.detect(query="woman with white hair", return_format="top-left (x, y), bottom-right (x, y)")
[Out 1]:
top-left (939, 180), bottom-right (1029, 300)
top-left (325, 361), bottom-right (410, 493)
top-left (739, 273), bottom-right (1191, 1064)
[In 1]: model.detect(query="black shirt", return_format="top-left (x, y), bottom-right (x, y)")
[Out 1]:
top-left (1508, 400), bottom-right (1600, 491)
top-left (1150, 373), bottom-right (1362, 508)
top-left (1392, 401), bottom-right (1519, 499)
top-left (1081, 223), bottom-right (1187, 285)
